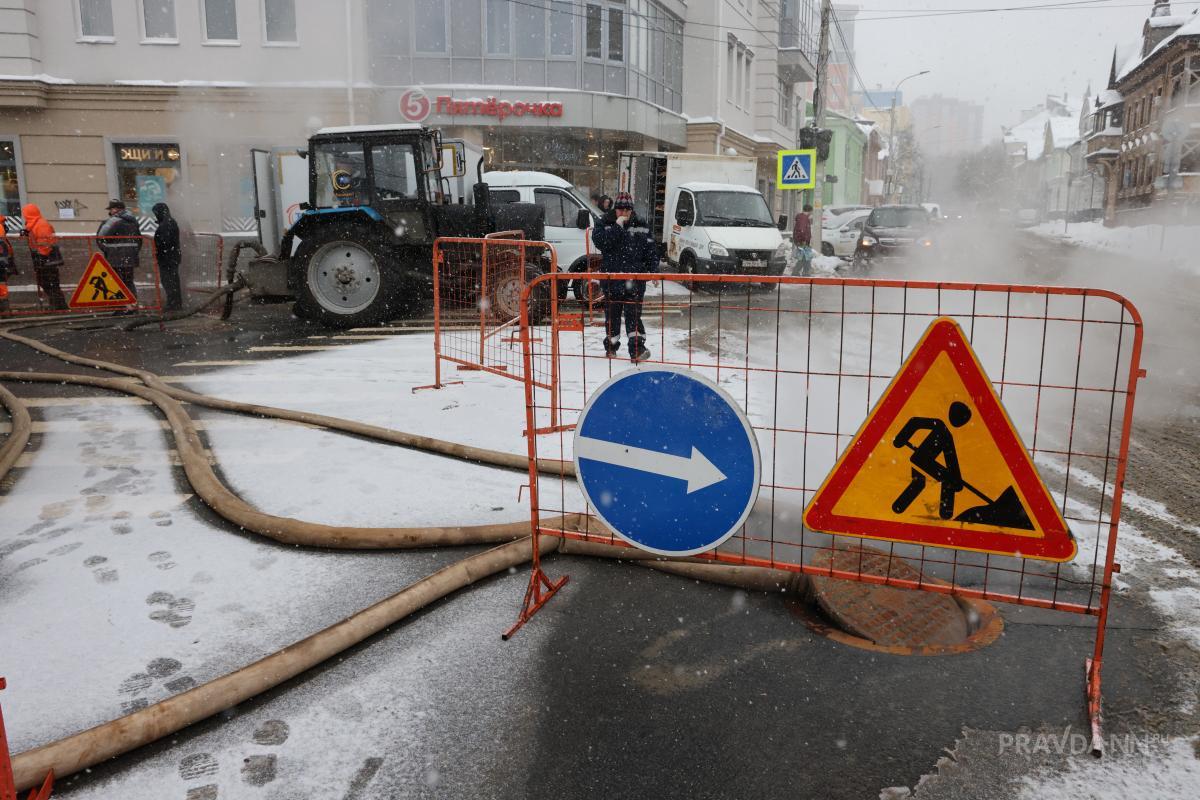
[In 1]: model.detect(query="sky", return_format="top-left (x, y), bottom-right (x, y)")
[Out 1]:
top-left (847, 0), bottom-right (1187, 141)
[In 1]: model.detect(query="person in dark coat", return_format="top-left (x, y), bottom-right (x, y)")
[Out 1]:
top-left (591, 191), bottom-right (659, 362)
top-left (97, 199), bottom-right (143, 299)
top-left (152, 203), bottom-right (183, 310)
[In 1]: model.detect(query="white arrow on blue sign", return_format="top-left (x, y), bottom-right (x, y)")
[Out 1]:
top-left (573, 365), bottom-right (761, 556)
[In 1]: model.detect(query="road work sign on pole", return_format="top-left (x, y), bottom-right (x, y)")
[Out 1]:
top-left (573, 366), bottom-right (761, 557)
top-left (805, 317), bottom-right (1075, 562)
top-left (68, 253), bottom-right (135, 309)
top-left (778, 149), bottom-right (816, 190)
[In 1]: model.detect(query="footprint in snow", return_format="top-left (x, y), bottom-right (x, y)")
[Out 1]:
top-left (177, 719), bottom-right (292, 798)
top-left (149, 550), bottom-right (177, 570)
top-left (117, 657), bottom-right (191, 715)
top-left (84, 554), bottom-right (119, 584)
top-left (147, 591), bottom-right (194, 627)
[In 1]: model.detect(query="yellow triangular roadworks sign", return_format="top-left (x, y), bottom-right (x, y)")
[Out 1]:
top-left (804, 317), bottom-right (1075, 562)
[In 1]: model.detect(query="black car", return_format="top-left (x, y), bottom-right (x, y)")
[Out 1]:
top-left (853, 205), bottom-right (934, 270)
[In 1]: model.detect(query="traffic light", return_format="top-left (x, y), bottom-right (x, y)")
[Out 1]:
top-left (798, 127), bottom-right (834, 162)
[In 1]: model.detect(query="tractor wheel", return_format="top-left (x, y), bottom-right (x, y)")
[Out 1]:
top-left (489, 265), bottom-right (550, 325)
top-left (570, 255), bottom-right (605, 303)
top-left (292, 225), bottom-right (401, 328)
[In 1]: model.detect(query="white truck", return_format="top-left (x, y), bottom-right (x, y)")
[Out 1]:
top-left (617, 151), bottom-right (788, 283)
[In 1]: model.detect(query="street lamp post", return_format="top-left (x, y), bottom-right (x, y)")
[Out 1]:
top-left (886, 70), bottom-right (930, 202)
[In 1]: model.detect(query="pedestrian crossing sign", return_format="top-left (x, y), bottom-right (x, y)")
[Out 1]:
top-left (804, 317), bottom-right (1075, 562)
top-left (68, 253), bottom-right (136, 309)
top-left (778, 149), bottom-right (816, 190)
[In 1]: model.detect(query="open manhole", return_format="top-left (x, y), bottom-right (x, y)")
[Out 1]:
top-left (787, 545), bottom-right (1003, 656)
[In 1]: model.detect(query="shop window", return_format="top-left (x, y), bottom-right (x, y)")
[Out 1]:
top-left (142, 0), bottom-right (177, 40)
top-left (113, 143), bottom-right (182, 219)
top-left (1, 139), bottom-right (23, 218)
top-left (549, 1), bottom-right (573, 56)
top-left (203, 0), bottom-right (238, 42)
top-left (264, 0), bottom-right (297, 43)
top-left (487, 0), bottom-right (511, 55)
top-left (414, 0), bottom-right (447, 53)
top-left (516, 0), bottom-right (545, 58)
top-left (79, 0), bottom-right (115, 39)
top-left (370, 144), bottom-right (420, 201)
top-left (586, 4), bottom-right (602, 59)
top-left (534, 189), bottom-right (572, 227)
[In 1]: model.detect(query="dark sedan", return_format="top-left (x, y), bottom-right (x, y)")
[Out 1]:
top-left (853, 205), bottom-right (934, 270)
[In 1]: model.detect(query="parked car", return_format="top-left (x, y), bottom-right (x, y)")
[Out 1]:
top-left (822, 204), bottom-right (872, 228)
top-left (853, 205), bottom-right (934, 271)
top-left (820, 211), bottom-right (870, 257)
top-left (483, 170), bottom-right (602, 299)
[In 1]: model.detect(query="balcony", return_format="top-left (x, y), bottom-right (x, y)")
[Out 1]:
top-left (778, 46), bottom-right (817, 84)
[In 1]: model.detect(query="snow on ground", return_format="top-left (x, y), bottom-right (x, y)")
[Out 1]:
top-left (0, 399), bottom-right (518, 751)
top-left (1015, 735), bottom-right (1200, 799)
top-left (1031, 221), bottom-right (1200, 273)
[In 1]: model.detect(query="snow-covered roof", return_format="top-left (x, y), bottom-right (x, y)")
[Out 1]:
top-left (1003, 97), bottom-right (1083, 160)
top-left (1148, 15), bottom-right (1189, 29)
top-left (1095, 88), bottom-right (1124, 109)
top-left (483, 170), bottom-right (572, 189)
top-left (1119, 14), bottom-right (1200, 81)
top-left (1050, 116), bottom-right (1080, 150)
top-left (678, 182), bottom-right (760, 194)
top-left (315, 123), bottom-right (424, 135)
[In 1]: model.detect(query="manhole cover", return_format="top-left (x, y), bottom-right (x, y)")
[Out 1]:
top-left (799, 545), bottom-right (1002, 654)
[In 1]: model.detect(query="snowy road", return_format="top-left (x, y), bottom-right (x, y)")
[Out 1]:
top-left (2, 240), bottom-right (1200, 798)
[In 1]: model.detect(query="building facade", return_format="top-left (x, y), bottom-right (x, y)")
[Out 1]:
top-left (1095, 1), bottom-right (1200, 225)
top-left (910, 94), bottom-right (983, 157)
top-left (2, 0), bottom-right (822, 238)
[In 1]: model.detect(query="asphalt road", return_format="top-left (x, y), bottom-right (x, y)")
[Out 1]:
top-left (2, 232), bottom-right (1198, 799)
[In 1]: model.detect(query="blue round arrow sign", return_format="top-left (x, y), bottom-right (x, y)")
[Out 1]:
top-left (573, 366), bottom-right (761, 556)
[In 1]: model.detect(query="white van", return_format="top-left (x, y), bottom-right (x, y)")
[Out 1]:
top-left (666, 183), bottom-right (788, 278)
top-left (482, 171), bottom-right (599, 274)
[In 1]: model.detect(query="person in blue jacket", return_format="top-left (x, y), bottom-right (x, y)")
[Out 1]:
top-left (591, 191), bottom-right (659, 362)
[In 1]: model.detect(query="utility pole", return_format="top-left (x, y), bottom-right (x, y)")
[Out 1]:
top-left (810, 0), bottom-right (832, 257)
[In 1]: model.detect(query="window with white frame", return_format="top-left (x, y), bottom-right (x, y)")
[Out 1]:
top-left (203, 0), bottom-right (238, 42)
top-left (726, 37), bottom-right (736, 102)
top-left (744, 50), bottom-right (753, 109)
top-left (142, 0), bottom-right (177, 40)
top-left (264, 0), bottom-right (297, 43)
top-left (586, 4), bottom-right (603, 59)
top-left (584, 1), bottom-right (625, 62)
top-left (549, 1), bottom-right (573, 57)
top-left (487, 0), bottom-right (511, 55)
top-left (516, 0), bottom-right (545, 58)
top-left (79, 0), bottom-right (115, 40)
top-left (414, 0), bottom-right (447, 53)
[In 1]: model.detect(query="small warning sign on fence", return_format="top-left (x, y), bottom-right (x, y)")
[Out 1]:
top-left (68, 253), bottom-right (135, 309)
top-left (805, 316), bottom-right (1075, 562)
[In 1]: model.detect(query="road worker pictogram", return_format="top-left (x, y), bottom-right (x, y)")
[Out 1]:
top-left (805, 316), bottom-right (1075, 562)
top-left (68, 253), bottom-right (136, 309)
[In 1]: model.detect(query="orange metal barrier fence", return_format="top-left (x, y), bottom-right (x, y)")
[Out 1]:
top-left (511, 271), bottom-right (1143, 752)
top-left (421, 236), bottom-right (560, 397)
top-left (181, 233), bottom-right (226, 315)
top-left (0, 235), bottom-right (162, 317)
top-left (1, 678), bottom-right (53, 800)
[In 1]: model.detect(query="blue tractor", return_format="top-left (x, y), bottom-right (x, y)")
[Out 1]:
top-left (249, 124), bottom-right (547, 328)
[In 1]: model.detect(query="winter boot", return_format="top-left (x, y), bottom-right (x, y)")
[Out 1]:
top-left (630, 342), bottom-right (651, 363)
top-left (604, 337), bottom-right (620, 358)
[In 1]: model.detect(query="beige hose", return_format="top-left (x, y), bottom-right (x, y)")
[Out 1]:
top-left (0, 329), bottom-right (573, 477)
top-left (0, 328), bottom-right (820, 792)
top-left (0, 384), bottom-right (32, 480)
top-left (10, 535), bottom-right (558, 791)
top-left (0, 370), bottom-right (570, 549)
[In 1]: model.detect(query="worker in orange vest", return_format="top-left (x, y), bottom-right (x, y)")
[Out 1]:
top-left (21, 204), bottom-right (67, 310)
top-left (0, 216), bottom-right (14, 312)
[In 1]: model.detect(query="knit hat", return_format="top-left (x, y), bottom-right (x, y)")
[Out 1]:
top-left (614, 192), bottom-right (634, 210)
